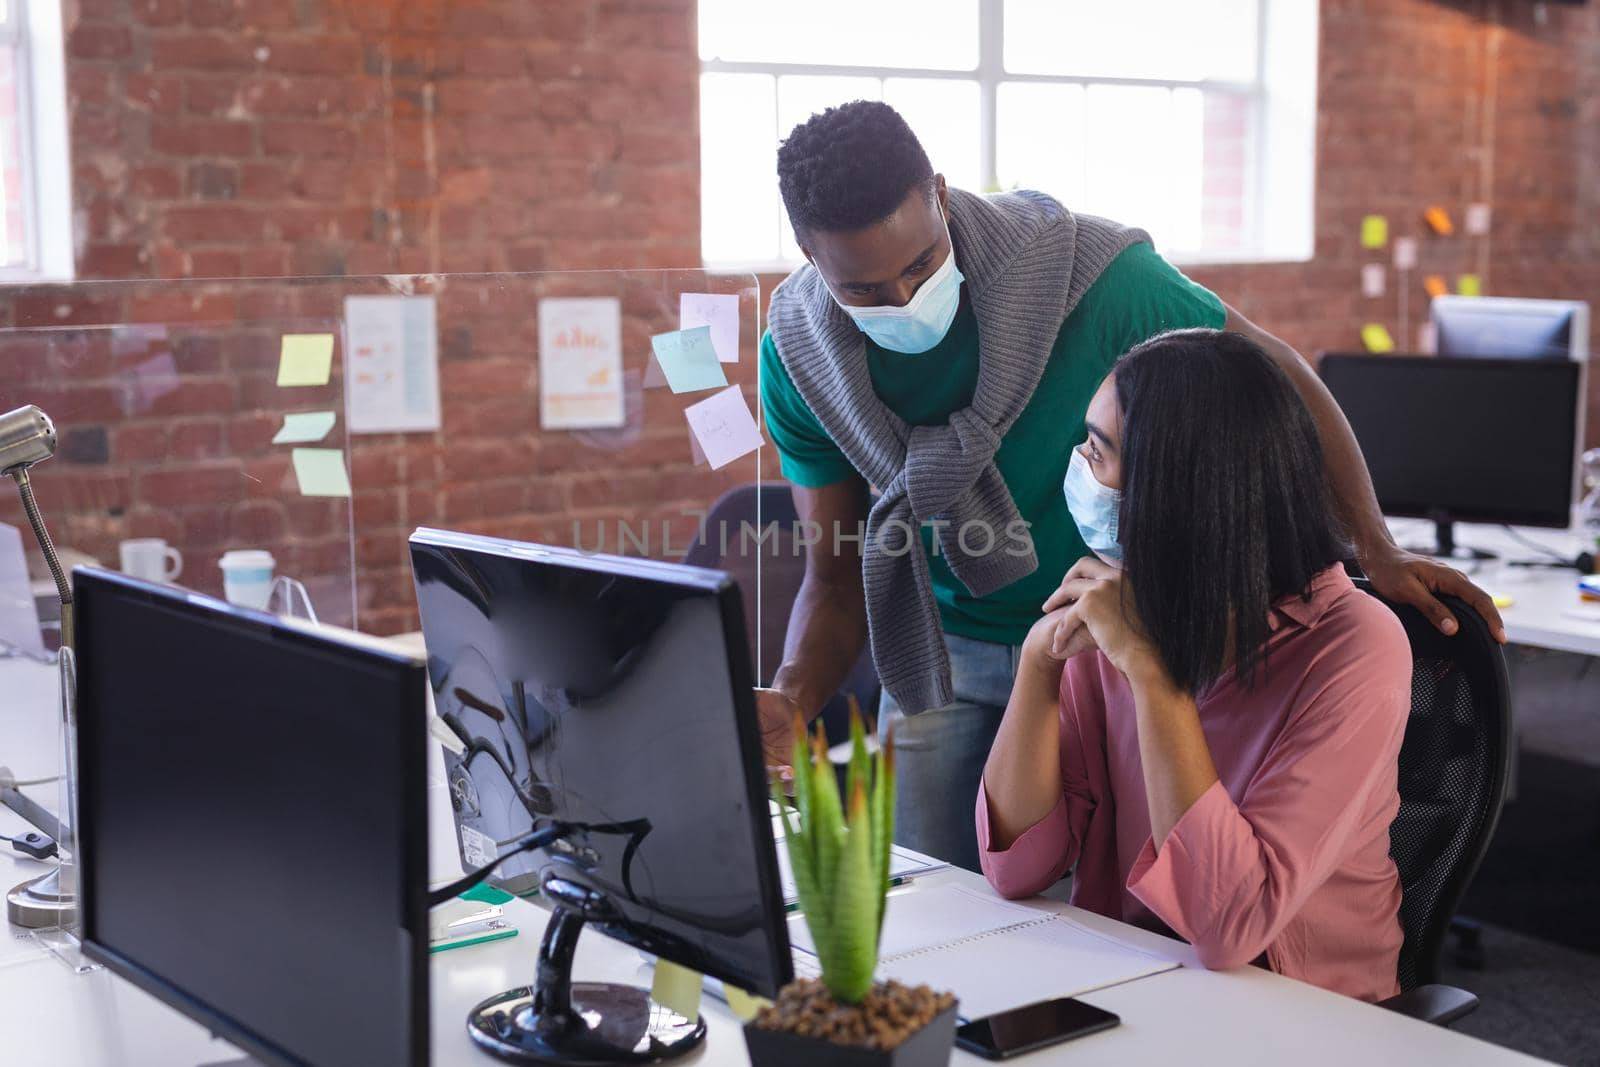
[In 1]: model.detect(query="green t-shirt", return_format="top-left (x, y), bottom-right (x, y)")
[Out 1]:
top-left (760, 242), bottom-right (1226, 647)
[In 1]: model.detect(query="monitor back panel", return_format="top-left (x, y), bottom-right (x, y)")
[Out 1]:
top-left (410, 531), bottom-right (791, 997)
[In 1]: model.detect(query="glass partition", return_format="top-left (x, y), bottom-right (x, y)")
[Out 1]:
top-left (0, 268), bottom-right (767, 963)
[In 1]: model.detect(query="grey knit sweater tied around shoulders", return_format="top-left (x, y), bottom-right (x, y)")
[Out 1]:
top-left (768, 188), bottom-right (1149, 714)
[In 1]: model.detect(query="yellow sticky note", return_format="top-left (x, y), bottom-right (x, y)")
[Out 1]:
top-left (1423, 206), bottom-right (1455, 236)
top-left (1423, 275), bottom-right (1449, 299)
top-left (1360, 215), bottom-right (1388, 250)
top-left (277, 334), bottom-right (335, 386)
top-left (724, 985), bottom-right (772, 1022)
top-left (1361, 324), bottom-right (1396, 354)
top-left (1491, 593), bottom-right (1514, 610)
top-left (1457, 274), bottom-right (1483, 297)
top-left (651, 959), bottom-right (702, 1022)
top-left (290, 447), bottom-right (352, 498)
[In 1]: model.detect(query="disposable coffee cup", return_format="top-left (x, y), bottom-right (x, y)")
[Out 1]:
top-left (218, 550), bottom-right (275, 609)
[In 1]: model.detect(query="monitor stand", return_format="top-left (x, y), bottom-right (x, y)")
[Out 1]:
top-left (465, 875), bottom-right (706, 1065)
top-left (1405, 513), bottom-right (1496, 562)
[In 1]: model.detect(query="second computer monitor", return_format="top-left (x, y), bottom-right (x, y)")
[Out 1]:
top-left (409, 527), bottom-right (791, 999)
top-left (1432, 295), bottom-right (1589, 361)
top-left (1320, 354), bottom-right (1582, 555)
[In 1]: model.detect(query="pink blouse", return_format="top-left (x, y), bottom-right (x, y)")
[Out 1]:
top-left (977, 566), bottom-right (1411, 1002)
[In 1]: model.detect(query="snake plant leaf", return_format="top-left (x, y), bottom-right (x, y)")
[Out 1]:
top-left (871, 723), bottom-right (895, 943)
top-left (817, 776), bottom-right (877, 1003)
top-left (807, 724), bottom-right (844, 898)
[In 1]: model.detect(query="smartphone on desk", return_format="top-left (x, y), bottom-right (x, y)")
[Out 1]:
top-left (954, 997), bottom-right (1120, 1059)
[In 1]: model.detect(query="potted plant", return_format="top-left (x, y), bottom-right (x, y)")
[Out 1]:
top-left (745, 706), bottom-right (958, 1067)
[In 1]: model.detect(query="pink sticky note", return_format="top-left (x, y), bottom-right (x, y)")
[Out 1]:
top-left (1361, 263), bottom-right (1386, 298)
top-left (683, 385), bottom-right (764, 470)
top-left (679, 293), bottom-right (741, 363)
top-left (1392, 237), bottom-right (1418, 272)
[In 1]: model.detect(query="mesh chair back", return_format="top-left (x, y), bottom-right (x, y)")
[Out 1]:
top-left (1361, 580), bottom-right (1511, 990)
top-left (683, 483), bottom-right (880, 737)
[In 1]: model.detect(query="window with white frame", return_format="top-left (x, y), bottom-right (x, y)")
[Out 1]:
top-left (699, 0), bottom-right (1317, 269)
top-left (0, 0), bottom-right (72, 280)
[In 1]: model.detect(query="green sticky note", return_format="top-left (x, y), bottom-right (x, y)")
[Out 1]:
top-left (291, 448), bottom-right (352, 498)
top-left (1361, 323), bottom-right (1396, 354)
top-left (1457, 274), bottom-right (1482, 297)
top-left (651, 958), bottom-right (702, 1021)
top-left (278, 334), bottom-right (335, 386)
top-left (1360, 215), bottom-right (1389, 250)
top-left (650, 327), bottom-right (727, 394)
top-left (271, 411), bottom-right (337, 444)
top-left (725, 984), bottom-right (771, 1022)
top-left (460, 883), bottom-right (514, 905)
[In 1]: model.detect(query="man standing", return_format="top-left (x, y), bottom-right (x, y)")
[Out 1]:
top-left (757, 101), bottom-right (1500, 871)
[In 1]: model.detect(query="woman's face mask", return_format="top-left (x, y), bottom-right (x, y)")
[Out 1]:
top-left (1063, 446), bottom-right (1123, 564)
top-left (827, 204), bottom-right (965, 354)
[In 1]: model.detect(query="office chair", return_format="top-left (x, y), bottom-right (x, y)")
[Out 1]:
top-left (1358, 579), bottom-right (1512, 1026)
top-left (682, 483), bottom-right (880, 743)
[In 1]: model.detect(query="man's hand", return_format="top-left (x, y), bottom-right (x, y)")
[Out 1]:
top-left (753, 687), bottom-right (804, 769)
top-left (1361, 544), bottom-right (1507, 644)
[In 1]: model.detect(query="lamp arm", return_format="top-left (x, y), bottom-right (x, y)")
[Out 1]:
top-left (11, 468), bottom-right (72, 650)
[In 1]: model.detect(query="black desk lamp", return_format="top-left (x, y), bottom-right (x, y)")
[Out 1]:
top-left (0, 405), bottom-right (79, 929)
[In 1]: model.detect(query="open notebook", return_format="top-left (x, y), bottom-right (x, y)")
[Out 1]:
top-left (769, 800), bottom-right (948, 907)
top-left (788, 883), bottom-right (1180, 1018)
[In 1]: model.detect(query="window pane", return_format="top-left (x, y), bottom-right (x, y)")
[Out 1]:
top-left (996, 82), bottom-right (1086, 206)
top-left (1004, 0), bottom-right (1259, 82)
top-left (701, 73), bottom-right (781, 263)
top-left (700, 0), bottom-right (978, 70)
top-left (1082, 84), bottom-right (1203, 256)
top-left (0, 44), bottom-right (27, 268)
top-left (883, 78), bottom-right (981, 194)
top-left (1201, 92), bottom-right (1253, 256)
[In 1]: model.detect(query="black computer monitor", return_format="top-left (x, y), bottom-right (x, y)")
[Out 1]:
top-left (74, 568), bottom-right (430, 1067)
top-left (409, 528), bottom-right (791, 1065)
top-left (1432, 296), bottom-right (1589, 360)
top-left (1319, 354), bottom-right (1583, 558)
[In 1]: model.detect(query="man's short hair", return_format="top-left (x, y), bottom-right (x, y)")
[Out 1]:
top-left (777, 100), bottom-right (935, 239)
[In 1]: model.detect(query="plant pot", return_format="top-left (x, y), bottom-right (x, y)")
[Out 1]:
top-left (744, 1000), bottom-right (959, 1067)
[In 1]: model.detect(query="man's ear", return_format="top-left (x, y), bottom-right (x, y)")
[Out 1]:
top-left (934, 173), bottom-right (948, 215)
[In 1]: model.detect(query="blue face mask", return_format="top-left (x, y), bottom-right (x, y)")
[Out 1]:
top-left (1062, 447), bottom-right (1123, 564)
top-left (828, 207), bottom-right (965, 354)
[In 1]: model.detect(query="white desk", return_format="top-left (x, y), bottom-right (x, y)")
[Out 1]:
top-left (0, 614), bottom-right (1563, 1067)
top-left (0, 864), bottom-right (1552, 1066)
top-left (1387, 519), bottom-right (1600, 658)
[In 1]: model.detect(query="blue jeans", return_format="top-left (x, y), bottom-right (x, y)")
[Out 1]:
top-left (878, 633), bottom-right (1022, 873)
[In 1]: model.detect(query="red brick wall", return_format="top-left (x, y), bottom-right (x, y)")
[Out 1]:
top-left (2, 0), bottom-right (1597, 635)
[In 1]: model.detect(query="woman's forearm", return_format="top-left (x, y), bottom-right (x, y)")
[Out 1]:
top-left (981, 657), bottom-right (1067, 849)
top-left (1129, 665), bottom-right (1220, 847)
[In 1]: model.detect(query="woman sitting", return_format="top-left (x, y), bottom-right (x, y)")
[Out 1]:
top-left (978, 328), bottom-right (1411, 1002)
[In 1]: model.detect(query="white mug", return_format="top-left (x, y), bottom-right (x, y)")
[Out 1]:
top-left (119, 538), bottom-right (183, 583)
top-left (218, 550), bottom-right (276, 610)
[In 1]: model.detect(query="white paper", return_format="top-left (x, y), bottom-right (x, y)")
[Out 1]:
top-left (679, 292), bottom-right (741, 363)
top-left (538, 298), bottom-right (626, 430)
top-left (1392, 237), bottom-right (1418, 272)
top-left (1465, 202), bottom-right (1492, 236)
top-left (1361, 263), bottom-right (1386, 299)
top-left (343, 295), bottom-right (441, 434)
top-left (0, 522), bottom-right (45, 659)
top-left (683, 385), bottom-right (763, 470)
top-left (881, 906), bottom-right (1178, 1019)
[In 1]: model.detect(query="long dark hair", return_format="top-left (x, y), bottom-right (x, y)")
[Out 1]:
top-left (1113, 329), bottom-right (1350, 693)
